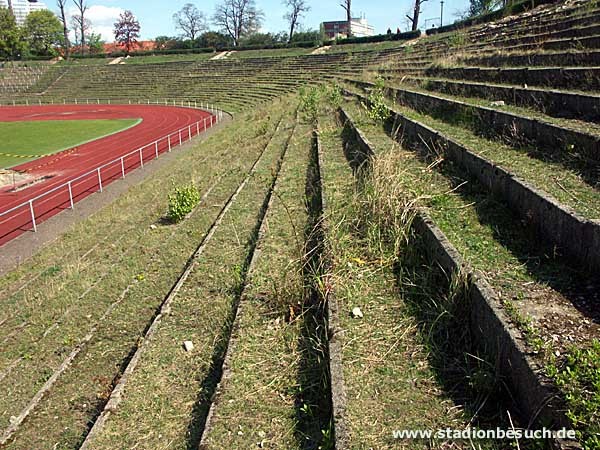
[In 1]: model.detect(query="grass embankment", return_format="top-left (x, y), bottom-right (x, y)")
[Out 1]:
top-left (0, 119), bottom-right (140, 168)
top-left (387, 80), bottom-right (600, 138)
top-left (319, 110), bottom-right (508, 449)
top-left (200, 117), bottom-right (332, 448)
top-left (0, 102), bottom-right (285, 449)
top-left (341, 97), bottom-right (600, 448)
top-left (343, 81), bottom-right (600, 219)
top-left (83, 103), bottom-right (298, 450)
top-left (123, 53), bottom-right (214, 65)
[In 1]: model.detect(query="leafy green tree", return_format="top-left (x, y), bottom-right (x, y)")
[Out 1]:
top-left (87, 32), bottom-right (104, 54)
top-left (289, 29), bottom-right (319, 43)
top-left (154, 35), bottom-right (177, 50)
top-left (24, 10), bottom-right (63, 56)
top-left (468, 0), bottom-right (502, 16)
top-left (0, 7), bottom-right (24, 59)
top-left (240, 32), bottom-right (286, 46)
top-left (197, 31), bottom-right (233, 49)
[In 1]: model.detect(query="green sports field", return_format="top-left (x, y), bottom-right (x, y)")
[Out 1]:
top-left (0, 119), bottom-right (141, 169)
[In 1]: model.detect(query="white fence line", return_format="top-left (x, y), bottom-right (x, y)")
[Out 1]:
top-left (0, 99), bottom-right (224, 238)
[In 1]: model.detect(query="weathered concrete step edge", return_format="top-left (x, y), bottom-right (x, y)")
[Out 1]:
top-left (344, 83), bottom-right (600, 273)
top-left (338, 105), bottom-right (581, 450)
top-left (403, 76), bottom-right (600, 122)
top-left (198, 117), bottom-right (296, 448)
top-left (425, 66), bottom-right (600, 91)
top-left (347, 78), bottom-right (600, 167)
top-left (313, 127), bottom-right (349, 450)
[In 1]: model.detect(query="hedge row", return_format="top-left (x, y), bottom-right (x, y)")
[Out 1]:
top-left (61, 40), bottom-right (319, 60)
top-left (426, 0), bottom-right (561, 35)
top-left (330, 30), bottom-right (421, 45)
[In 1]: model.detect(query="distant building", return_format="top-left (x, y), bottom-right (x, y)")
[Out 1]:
top-left (0, 0), bottom-right (48, 25)
top-left (321, 17), bottom-right (375, 39)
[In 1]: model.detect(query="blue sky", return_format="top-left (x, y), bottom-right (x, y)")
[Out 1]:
top-left (55, 0), bottom-right (472, 42)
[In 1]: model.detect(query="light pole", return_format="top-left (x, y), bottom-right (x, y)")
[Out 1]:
top-left (440, 0), bottom-right (444, 27)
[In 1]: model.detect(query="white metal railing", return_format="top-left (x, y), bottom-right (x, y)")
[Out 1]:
top-left (0, 99), bottom-right (225, 239)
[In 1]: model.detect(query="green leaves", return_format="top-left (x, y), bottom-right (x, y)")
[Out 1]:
top-left (552, 340), bottom-right (600, 448)
top-left (366, 77), bottom-right (390, 124)
top-left (167, 183), bottom-right (201, 223)
top-left (24, 10), bottom-right (64, 57)
top-left (0, 7), bottom-right (25, 59)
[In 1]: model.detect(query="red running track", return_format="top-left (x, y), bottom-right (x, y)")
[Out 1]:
top-left (0, 104), bottom-right (214, 247)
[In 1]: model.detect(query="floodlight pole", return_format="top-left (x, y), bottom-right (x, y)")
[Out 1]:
top-left (440, 1), bottom-right (444, 27)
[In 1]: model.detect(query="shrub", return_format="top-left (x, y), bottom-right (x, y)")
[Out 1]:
top-left (299, 86), bottom-right (321, 122)
top-left (366, 77), bottom-right (390, 124)
top-left (167, 183), bottom-right (201, 223)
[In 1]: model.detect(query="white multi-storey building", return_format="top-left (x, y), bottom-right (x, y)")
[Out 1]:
top-left (0, 0), bottom-right (48, 25)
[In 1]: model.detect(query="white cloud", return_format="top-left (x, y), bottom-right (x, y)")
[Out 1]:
top-left (67, 4), bottom-right (124, 41)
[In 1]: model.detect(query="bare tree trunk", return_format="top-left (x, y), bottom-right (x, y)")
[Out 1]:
top-left (340, 0), bottom-right (352, 37)
top-left (411, 0), bottom-right (420, 31)
top-left (289, 20), bottom-right (295, 43)
top-left (73, 0), bottom-right (88, 55)
top-left (57, 0), bottom-right (70, 59)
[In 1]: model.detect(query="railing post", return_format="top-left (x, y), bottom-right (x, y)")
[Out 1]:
top-left (121, 157), bottom-right (125, 178)
top-left (29, 200), bottom-right (37, 232)
top-left (155, 141), bottom-right (159, 159)
top-left (68, 181), bottom-right (74, 209)
top-left (139, 148), bottom-right (144, 168)
top-left (168, 135), bottom-right (171, 152)
top-left (97, 168), bottom-right (103, 192)
top-left (196, 122), bottom-right (200, 135)
top-left (179, 130), bottom-right (182, 146)
top-left (188, 125), bottom-right (191, 141)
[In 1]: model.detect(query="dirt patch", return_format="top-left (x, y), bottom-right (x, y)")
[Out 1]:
top-left (311, 46), bottom-right (331, 55)
top-left (0, 170), bottom-right (35, 190)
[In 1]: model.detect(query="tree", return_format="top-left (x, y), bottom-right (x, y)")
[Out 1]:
top-left (283, 0), bottom-right (309, 43)
top-left (24, 10), bottom-right (63, 56)
top-left (240, 31), bottom-right (286, 46)
top-left (173, 4), bottom-right (207, 41)
top-left (198, 30), bottom-right (233, 49)
top-left (72, 0), bottom-right (88, 55)
top-left (406, 0), bottom-right (428, 31)
top-left (87, 32), bottom-right (104, 54)
top-left (468, 0), bottom-right (504, 16)
top-left (340, 0), bottom-right (351, 37)
top-left (212, 0), bottom-right (263, 47)
top-left (56, 0), bottom-right (70, 59)
top-left (114, 10), bottom-right (140, 54)
top-left (0, 7), bottom-right (23, 59)
top-left (289, 29), bottom-right (319, 43)
top-left (154, 35), bottom-right (176, 50)
top-left (70, 15), bottom-right (90, 51)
